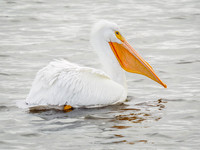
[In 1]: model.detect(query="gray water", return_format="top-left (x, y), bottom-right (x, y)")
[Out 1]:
top-left (0, 0), bottom-right (200, 149)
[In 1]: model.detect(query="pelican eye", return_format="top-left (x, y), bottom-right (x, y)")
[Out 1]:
top-left (115, 31), bottom-right (125, 42)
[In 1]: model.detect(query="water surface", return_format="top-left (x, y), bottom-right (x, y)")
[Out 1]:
top-left (0, 0), bottom-right (200, 149)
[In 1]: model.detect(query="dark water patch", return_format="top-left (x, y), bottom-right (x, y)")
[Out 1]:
top-left (133, 79), bottom-right (144, 82)
top-left (0, 141), bottom-right (8, 145)
top-left (135, 102), bottom-right (148, 106)
top-left (0, 54), bottom-right (10, 57)
top-left (114, 134), bottom-right (124, 138)
top-left (20, 133), bottom-right (40, 137)
top-left (28, 17), bottom-right (39, 21)
top-left (127, 140), bottom-right (148, 145)
top-left (0, 73), bottom-right (10, 76)
top-left (147, 103), bottom-right (165, 108)
top-left (126, 96), bottom-right (134, 102)
top-left (193, 13), bottom-right (200, 16)
top-left (158, 98), bottom-right (167, 103)
top-left (159, 70), bottom-right (167, 73)
top-left (113, 112), bottom-right (158, 124)
top-left (176, 59), bottom-right (200, 64)
top-left (155, 117), bottom-right (161, 121)
top-left (120, 108), bottom-right (141, 111)
top-left (164, 98), bottom-right (186, 102)
top-left (29, 106), bottom-right (63, 114)
top-left (146, 133), bottom-right (171, 139)
top-left (106, 139), bottom-right (148, 145)
top-left (181, 115), bottom-right (194, 119)
top-left (112, 100), bottom-right (166, 123)
top-left (0, 72), bottom-right (21, 77)
top-left (112, 140), bottom-right (127, 144)
top-left (111, 125), bottom-right (131, 129)
top-left (135, 100), bottom-right (167, 109)
top-left (84, 115), bottom-right (112, 120)
top-left (176, 61), bottom-right (194, 64)
top-left (169, 16), bottom-right (186, 20)
top-left (115, 113), bottom-right (147, 122)
top-left (80, 37), bottom-right (89, 41)
top-left (28, 100), bottom-right (166, 124)
top-left (6, 1), bottom-right (16, 4)
top-left (0, 106), bottom-right (9, 111)
top-left (30, 109), bottom-right (69, 120)
top-left (29, 103), bottom-right (129, 120)
top-left (49, 121), bottom-right (74, 126)
top-left (64, 5), bottom-right (70, 8)
top-left (145, 100), bottom-right (166, 111)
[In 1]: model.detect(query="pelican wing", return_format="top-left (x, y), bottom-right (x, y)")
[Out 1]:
top-left (26, 59), bottom-right (127, 107)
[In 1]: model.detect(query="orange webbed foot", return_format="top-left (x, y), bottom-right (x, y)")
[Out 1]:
top-left (63, 105), bottom-right (73, 112)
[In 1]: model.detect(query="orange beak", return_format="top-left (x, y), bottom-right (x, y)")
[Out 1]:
top-left (109, 40), bottom-right (167, 88)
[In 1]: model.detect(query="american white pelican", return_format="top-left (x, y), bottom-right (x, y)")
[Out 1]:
top-left (26, 20), bottom-right (167, 110)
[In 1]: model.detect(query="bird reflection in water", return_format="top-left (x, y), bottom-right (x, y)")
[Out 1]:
top-left (28, 98), bottom-right (167, 145)
top-left (109, 98), bottom-right (167, 145)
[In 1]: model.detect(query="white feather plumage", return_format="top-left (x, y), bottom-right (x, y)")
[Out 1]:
top-left (26, 59), bottom-right (127, 107)
top-left (26, 20), bottom-right (128, 108)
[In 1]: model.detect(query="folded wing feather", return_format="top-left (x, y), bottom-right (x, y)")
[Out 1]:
top-left (26, 59), bottom-right (126, 108)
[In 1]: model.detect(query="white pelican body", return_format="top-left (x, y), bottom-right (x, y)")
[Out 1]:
top-left (26, 20), bottom-right (166, 108)
top-left (26, 59), bottom-right (127, 107)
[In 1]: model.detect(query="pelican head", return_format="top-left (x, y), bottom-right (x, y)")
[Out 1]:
top-left (91, 20), bottom-right (167, 88)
